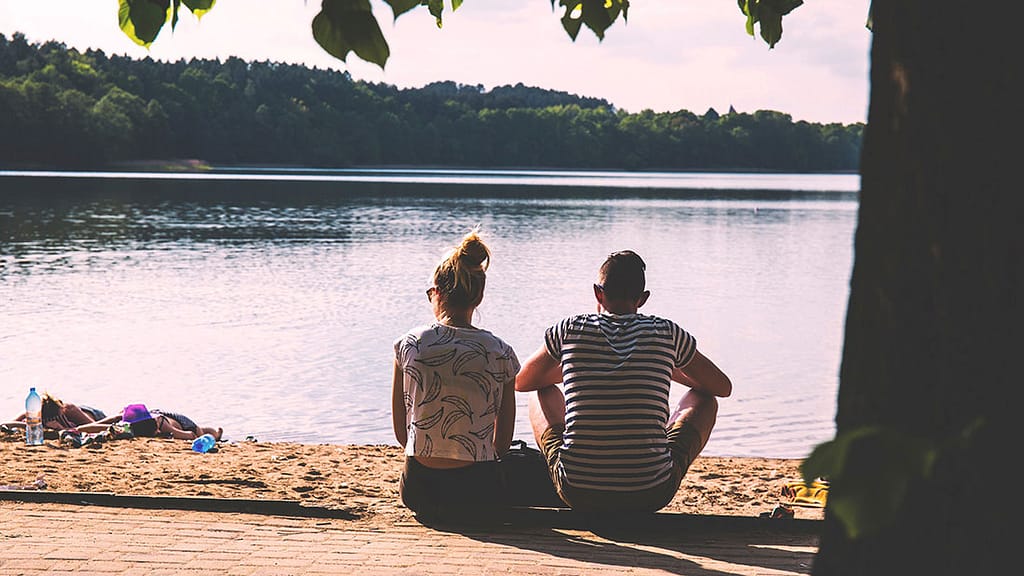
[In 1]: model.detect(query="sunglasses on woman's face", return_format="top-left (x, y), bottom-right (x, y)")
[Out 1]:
top-left (425, 287), bottom-right (436, 300)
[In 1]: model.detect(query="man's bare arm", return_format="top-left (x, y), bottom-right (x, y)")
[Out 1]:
top-left (672, 349), bottom-right (732, 397)
top-left (515, 346), bottom-right (562, 392)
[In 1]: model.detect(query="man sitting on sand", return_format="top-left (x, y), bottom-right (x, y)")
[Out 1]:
top-left (514, 250), bottom-right (732, 514)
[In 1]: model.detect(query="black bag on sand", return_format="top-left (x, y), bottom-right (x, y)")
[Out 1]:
top-left (499, 440), bottom-right (566, 508)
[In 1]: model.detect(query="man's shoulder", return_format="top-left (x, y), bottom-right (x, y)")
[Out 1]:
top-left (635, 313), bottom-right (681, 328)
top-left (552, 313), bottom-right (681, 327)
top-left (550, 313), bottom-right (601, 330)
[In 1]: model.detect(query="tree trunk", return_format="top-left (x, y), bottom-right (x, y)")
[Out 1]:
top-left (813, 2), bottom-right (1017, 574)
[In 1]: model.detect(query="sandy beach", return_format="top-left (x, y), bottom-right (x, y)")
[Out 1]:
top-left (1, 433), bottom-right (823, 529)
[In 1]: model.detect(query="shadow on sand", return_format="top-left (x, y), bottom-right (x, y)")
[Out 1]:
top-left (415, 508), bottom-right (820, 576)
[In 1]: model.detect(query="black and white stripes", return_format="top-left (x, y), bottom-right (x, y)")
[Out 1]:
top-left (546, 313), bottom-right (695, 491)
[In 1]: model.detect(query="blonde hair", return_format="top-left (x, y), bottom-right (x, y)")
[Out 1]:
top-left (41, 392), bottom-right (64, 420)
top-left (433, 228), bottom-right (491, 309)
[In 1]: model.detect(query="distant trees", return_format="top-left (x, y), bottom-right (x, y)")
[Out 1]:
top-left (0, 33), bottom-right (862, 171)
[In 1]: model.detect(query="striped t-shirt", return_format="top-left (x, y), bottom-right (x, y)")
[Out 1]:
top-left (545, 312), bottom-right (696, 491)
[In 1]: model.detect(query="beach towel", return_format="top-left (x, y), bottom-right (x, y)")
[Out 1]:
top-left (781, 478), bottom-right (829, 507)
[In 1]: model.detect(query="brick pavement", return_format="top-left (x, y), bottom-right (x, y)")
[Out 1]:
top-left (0, 501), bottom-right (819, 575)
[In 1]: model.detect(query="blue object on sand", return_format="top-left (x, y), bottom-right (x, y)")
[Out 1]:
top-left (191, 434), bottom-right (216, 453)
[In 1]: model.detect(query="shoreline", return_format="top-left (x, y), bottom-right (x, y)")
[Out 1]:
top-left (1, 163), bottom-right (860, 176)
top-left (1, 435), bottom-right (823, 529)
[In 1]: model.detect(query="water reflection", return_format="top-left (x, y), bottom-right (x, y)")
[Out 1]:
top-left (0, 171), bottom-right (857, 458)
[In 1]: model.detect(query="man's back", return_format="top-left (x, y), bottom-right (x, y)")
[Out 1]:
top-left (546, 312), bottom-right (695, 491)
top-left (515, 249), bottom-right (730, 513)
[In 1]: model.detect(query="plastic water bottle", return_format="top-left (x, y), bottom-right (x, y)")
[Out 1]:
top-left (191, 433), bottom-right (216, 453)
top-left (25, 387), bottom-right (44, 446)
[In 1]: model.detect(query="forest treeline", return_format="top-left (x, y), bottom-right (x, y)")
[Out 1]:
top-left (0, 33), bottom-right (862, 171)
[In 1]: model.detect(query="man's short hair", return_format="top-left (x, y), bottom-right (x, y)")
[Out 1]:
top-left (598, 250), bottom-right (646, 300)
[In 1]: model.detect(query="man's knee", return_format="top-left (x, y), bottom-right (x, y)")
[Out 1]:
top-left (528, 387), bottom-right (565, 435)
top-left (671, 391), bottom-right (718, 428)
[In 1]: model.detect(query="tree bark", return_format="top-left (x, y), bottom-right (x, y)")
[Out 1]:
top-left (814, 2), bottom-right (1017, 574)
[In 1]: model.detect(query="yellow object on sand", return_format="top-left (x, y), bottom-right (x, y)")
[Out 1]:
top-left (781, 478), bottom-right (829, 508)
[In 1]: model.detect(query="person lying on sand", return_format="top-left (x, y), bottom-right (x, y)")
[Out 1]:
top-left (74, 404), bottom-right (222, 441)
top-left (2, 392), bottom-right (105, 436)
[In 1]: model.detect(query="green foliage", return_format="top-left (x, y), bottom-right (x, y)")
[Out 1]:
top-left (112, 1), bottom-right (798, 68)
top-left (118, 0), bottom-right (170, 47)
top-left (383, 0), bottom-right (424, 20)
top-left (313, 0), bottom-right (390, 69)
top-left (118, 0), bottom-right (216, 48)
top-left (553, 0), bottom-right (629, 41)
top-left (427, 0), bottom-right (445, 28)
top-left (737, 0), bottom-right (803, 48)
top-left (803, 427), bottom-right (936, 539)
top-left (182, 0), bottom-right (216, 17)
top-left (0, 35), bottom-right (862, 170)
top-left (804, 418), bottom-right (998, 541)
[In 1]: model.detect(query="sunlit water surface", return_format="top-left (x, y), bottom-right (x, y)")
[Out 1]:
top-left (0, 170), bottom-right (858, 458)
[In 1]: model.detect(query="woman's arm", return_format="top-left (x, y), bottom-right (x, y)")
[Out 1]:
top-left (672, 349), bottom-right (732, 398)
top-left (91, 414), bottom-right (122, 426)
top-left (493, 375), bottom-right (516, 457)
top-left (391, 360), bottom-right (408, 448)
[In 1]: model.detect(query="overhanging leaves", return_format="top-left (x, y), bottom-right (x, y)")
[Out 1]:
top-left (312, 0), bottom-right (390, 69)
top-left (182, 0), bottom-right (216, 19)
top-left (119, 0), bottom-right (217, 47)
top-left (552, 0), bottom-right (629, 42)
top-left (803, 427), bottom-right (936, 539)
top-left (118, 0), bottom-right (171, 47)
top-left (383, 0), bottom-right (423, 21)
top-left (427, 0), bottom-right (444, 28)
top-left (737, 0), bottom-right (802, 48)
top-left (113, 1), bottom-right (805, 70)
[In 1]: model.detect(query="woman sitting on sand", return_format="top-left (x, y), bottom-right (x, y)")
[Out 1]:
top-left (74, 404), bottom-right (222, 441)
top-left (391, 228), bottom-right (520, 521)
top-left (2, 392), bottom-right (104, 435)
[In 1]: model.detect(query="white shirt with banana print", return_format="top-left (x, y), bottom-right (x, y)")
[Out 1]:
top-left (395, 323), bottom-right (520, 462)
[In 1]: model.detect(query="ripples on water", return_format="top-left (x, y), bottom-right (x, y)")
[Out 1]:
top-left (0, 170), bottom-right (858, 458)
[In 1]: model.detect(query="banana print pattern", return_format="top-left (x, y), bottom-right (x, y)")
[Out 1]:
top-left (417, 373), bottom-right (442, 406)
top-left (394, 323), bottom-right (520, 462)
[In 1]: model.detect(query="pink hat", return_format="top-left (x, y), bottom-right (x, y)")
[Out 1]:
top-left (122, 404), bottom-right (152, 424)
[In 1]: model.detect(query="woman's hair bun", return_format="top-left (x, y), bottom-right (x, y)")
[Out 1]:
top-left (456, 230), bottom-right (490, 270)
top-left (432, 227), bottom-right (491, 309)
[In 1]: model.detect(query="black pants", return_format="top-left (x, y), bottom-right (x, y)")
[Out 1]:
top-left (399, 457), bottom-right (505, 522)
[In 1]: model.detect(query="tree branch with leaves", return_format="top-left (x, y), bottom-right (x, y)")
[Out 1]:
top-left (117, 0), bottom-right (803, 69)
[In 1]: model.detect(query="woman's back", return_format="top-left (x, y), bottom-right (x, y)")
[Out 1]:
top-left (390, 228), bottom-right (520, 521)
top-left (396, 323), bottom-right (519, 462)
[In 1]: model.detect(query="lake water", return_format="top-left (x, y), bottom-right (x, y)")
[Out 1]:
top-left (0, 169), bottom-right (859, 459)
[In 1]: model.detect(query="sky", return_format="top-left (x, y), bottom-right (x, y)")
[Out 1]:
top-left (0, 1), bottom-right (872, 124)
